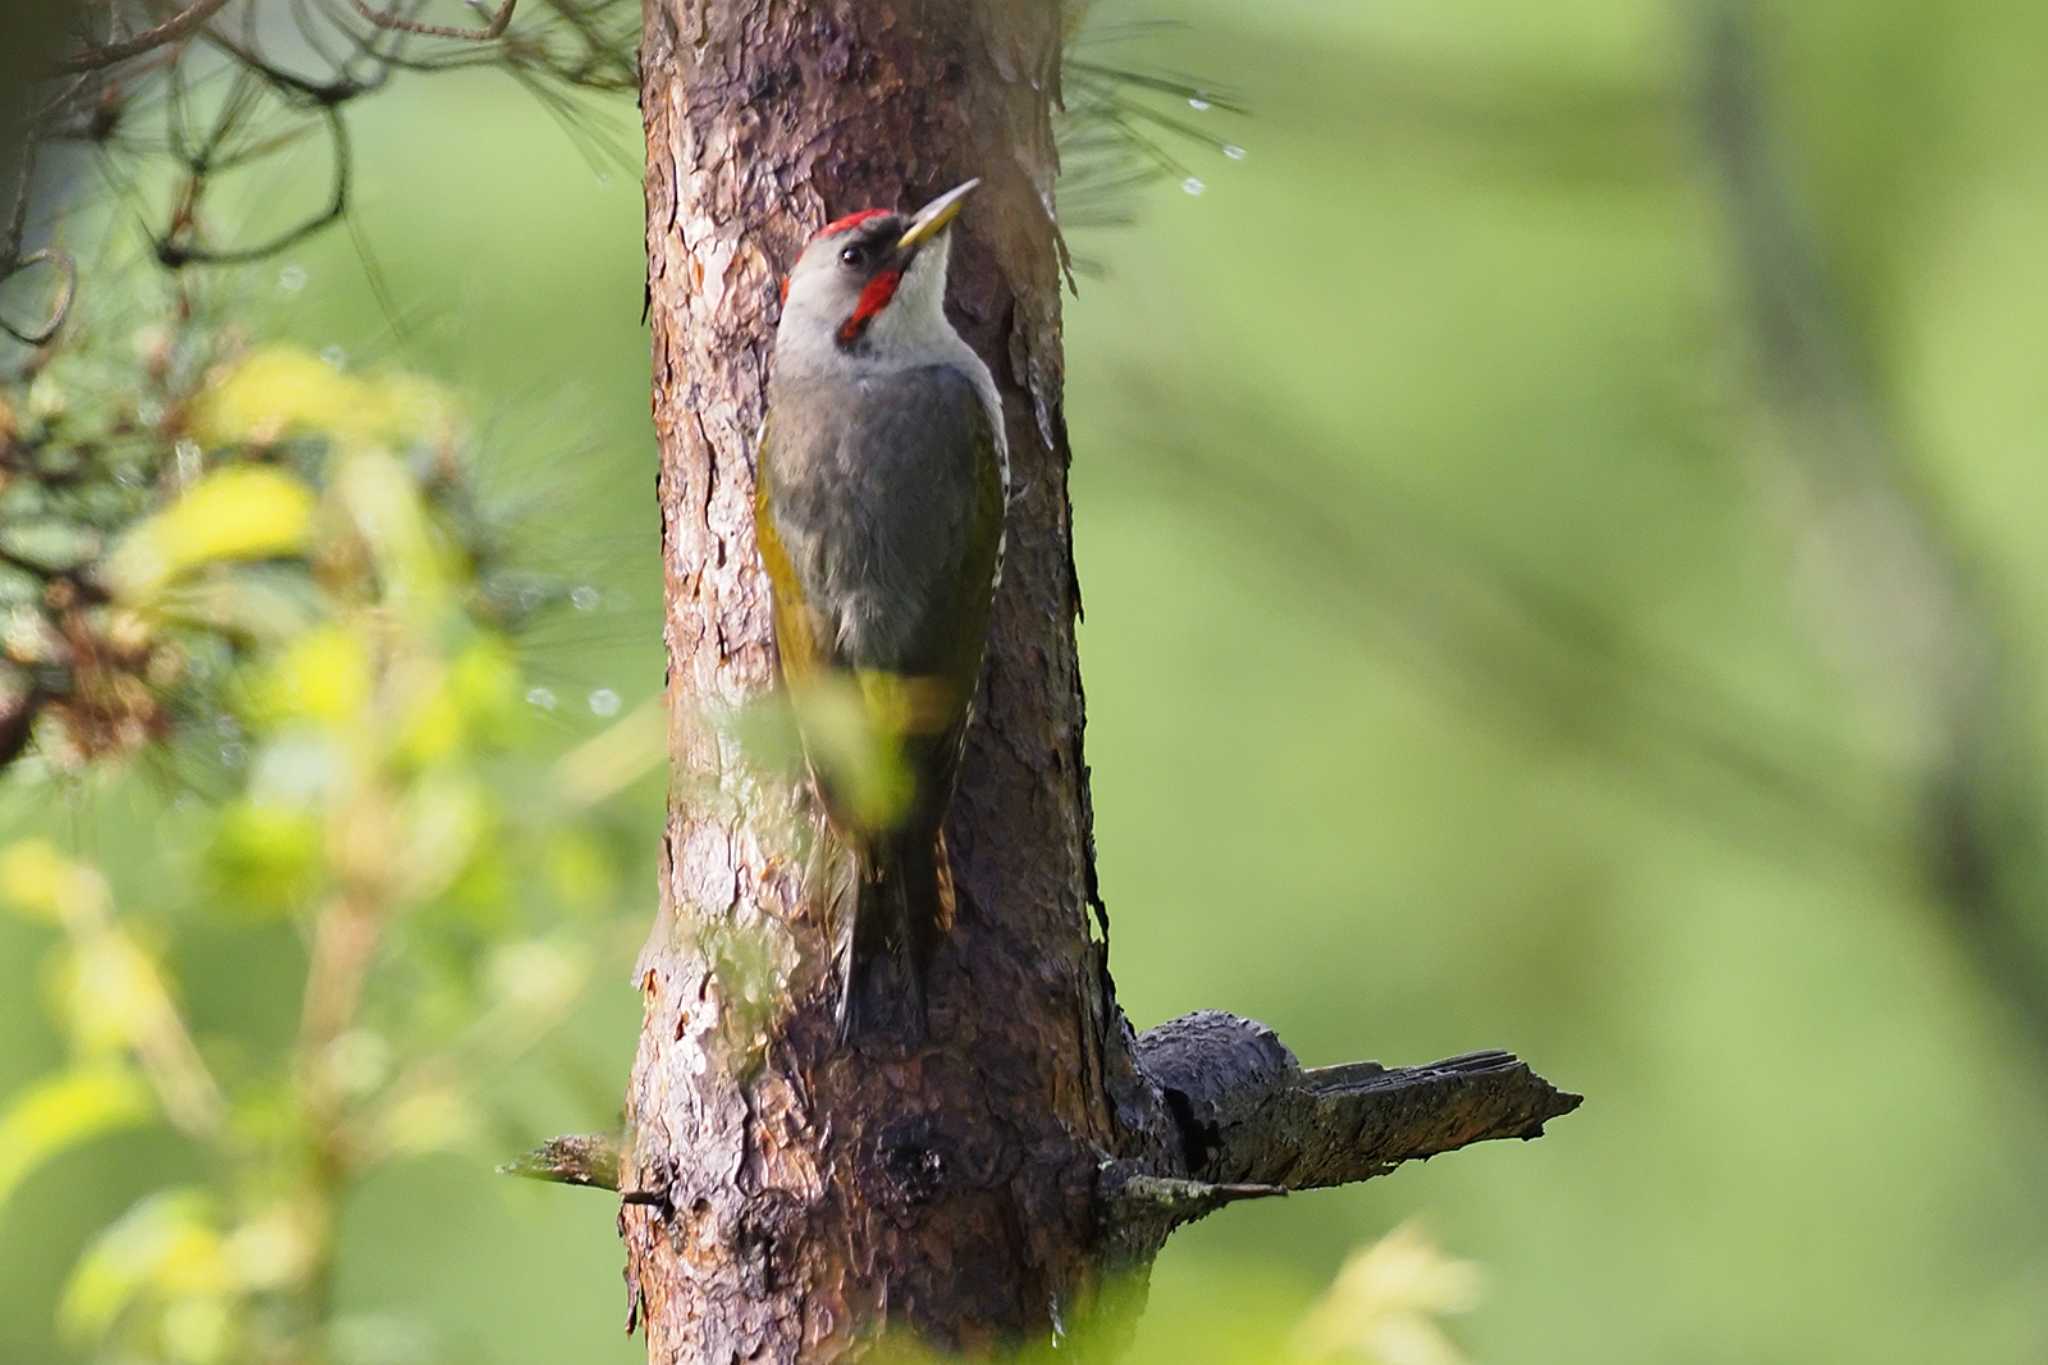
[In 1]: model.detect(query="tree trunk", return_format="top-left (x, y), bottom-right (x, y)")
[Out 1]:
top-left (618, 3), bottom-right (1578, 1361)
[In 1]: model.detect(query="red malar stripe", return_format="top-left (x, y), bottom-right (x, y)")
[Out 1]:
top-left (838, 268), bottom-right (902, 345)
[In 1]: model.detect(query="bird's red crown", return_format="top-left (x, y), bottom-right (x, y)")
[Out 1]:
top-left (813, 208), bottom-right (892, 241)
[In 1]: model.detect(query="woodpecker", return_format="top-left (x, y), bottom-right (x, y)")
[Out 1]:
top-left (754, 180), bottom-right (1006, 1039)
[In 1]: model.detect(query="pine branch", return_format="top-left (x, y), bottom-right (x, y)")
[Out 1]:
top-left (53, 0), bottom-right (235, 75)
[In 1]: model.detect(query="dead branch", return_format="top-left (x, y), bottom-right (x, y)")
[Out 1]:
top-left (345, 0), bottom-right (518, 42)
top-left (1134, 1010), bottom-right (1576, 1199)
top-left (53, 0), bottom-right (236, 75)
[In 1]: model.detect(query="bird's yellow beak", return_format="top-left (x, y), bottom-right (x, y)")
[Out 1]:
top-left (896, 179), bottom-right (980, 252)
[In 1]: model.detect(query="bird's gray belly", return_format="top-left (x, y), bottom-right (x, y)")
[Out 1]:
top-left (776, 374), bottom-right (982, 673)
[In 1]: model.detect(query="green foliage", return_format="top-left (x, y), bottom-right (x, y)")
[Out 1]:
top-left (0, 292), bottom-right (645, 1363)
top-left (0, 1067), bottom-right (152, 1215)
top-left (57, 1190), bottom-right (240, 1362)
top-left (1292, 1224), bottom-right (1482, 1365)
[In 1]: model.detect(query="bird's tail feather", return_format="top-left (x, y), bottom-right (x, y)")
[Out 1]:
top-left (834, 832), bottom-right (953, 1043)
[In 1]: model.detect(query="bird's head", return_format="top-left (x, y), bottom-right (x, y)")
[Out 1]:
top-left (775, 179), bottom-right (979, 371)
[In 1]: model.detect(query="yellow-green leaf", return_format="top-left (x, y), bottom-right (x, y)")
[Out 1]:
top-left (58, 1188), bottom-right (231, 1346)
top-left (370, 1083), bottom-right (477, 1159)
top-left (0, 838), bottom-right (107, 925)
top-left (332, 448), bottom-right (455, 610)
top-left (485, 939), bottom-right (590, 1016)
top-left (446, 635), bottom-right (522, 741)
top-left (1294, 1221), bottom-right (1482, 1365)
top-left (188, 345), bottom-right (462, 452)
top-left (107, 466), bottom-right (317, 600)
top-left (204, 802), bottom-right (325, 910)
top-left (45, 931), bottom-right (177, 1057)
top-left (394, 775), bottom-right (490, 902)
top-left (542, 829), bottom-right (618, 913)
top-left (242, 624), bottom-right (372, 729)
top-left (192, 345), bottom-right (355, 447)
top-left (0, 1067), bottom-right (153, 1214)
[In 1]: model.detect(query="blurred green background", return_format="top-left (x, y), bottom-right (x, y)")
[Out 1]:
top-left (6, 0), bottom-right (2048, 1361)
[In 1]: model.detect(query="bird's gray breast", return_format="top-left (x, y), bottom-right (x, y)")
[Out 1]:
top-left (762, 363), bottom-right (1000, 672)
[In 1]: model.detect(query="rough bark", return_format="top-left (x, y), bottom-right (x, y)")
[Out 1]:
top-left (623, 3), bottom-right (1578, 1362)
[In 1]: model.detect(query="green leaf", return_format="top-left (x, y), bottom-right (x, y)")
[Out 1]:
top-left (1294, 1221), bottom-right (1482, 1365)
top-left (204, 801), bottom-right (324, 911)
top-left (58, 1188), bottom-right (230, 1347)
top-left (106, 466), bottom-right (318, 601)
top-left (0, 837), bottom-right (107, 924)
top-left (45, 931), bottom-right (179, 1058)
top-left (190, 344), bottom-right (461, 452)
top-left (0, 1066), bottom-right (153, 1214)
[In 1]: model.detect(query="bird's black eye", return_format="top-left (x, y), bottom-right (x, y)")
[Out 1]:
top-left (838, 244), bottom-right (864, 268)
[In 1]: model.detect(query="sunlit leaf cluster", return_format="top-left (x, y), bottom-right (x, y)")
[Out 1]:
top-left (0, 309), bottom-right (642, 1363)
top-left (0, 297), bottom-right (571, 780)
